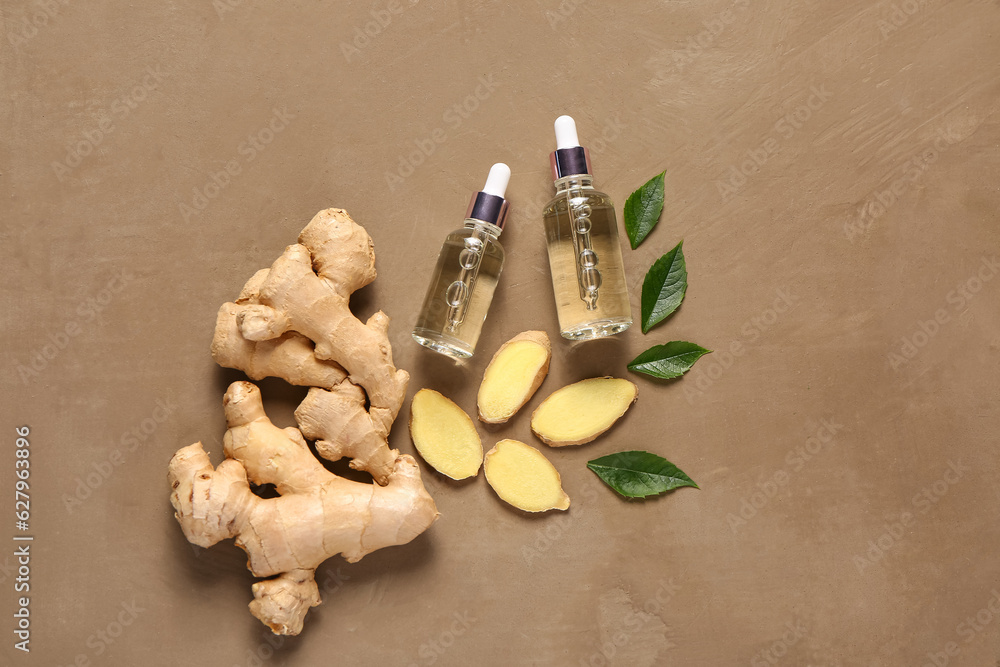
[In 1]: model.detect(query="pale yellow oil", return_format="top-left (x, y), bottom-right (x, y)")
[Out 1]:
top-left (412, 223), bottom-right (504, 358)
top-left (543, 185), bottom-right (632, 340)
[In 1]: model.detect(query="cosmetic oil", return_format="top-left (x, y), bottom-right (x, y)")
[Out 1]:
top-left (543, 116), bottom-right (632, 340)
top-left (412, 163), bottom-right (511, 359)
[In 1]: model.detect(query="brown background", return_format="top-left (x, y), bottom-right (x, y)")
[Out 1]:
top-left (3, 0), bottom-right (999, 665)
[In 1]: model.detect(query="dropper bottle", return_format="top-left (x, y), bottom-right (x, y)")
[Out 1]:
top-left (413, 163), bottom-right (511, 359)
top-left (543, 116), bottom-right (632, 339)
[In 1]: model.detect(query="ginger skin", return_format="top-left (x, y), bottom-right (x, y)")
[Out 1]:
top-left (232, 210), bottom-right (408, 424)
top-left (211, 209), bottom-right (406, 484)
top-left (169, 382), bottom-right (438, 635)
top-left (170, 209), bottom-right (437, 635)
top-left (295, 384), bottom-right (399, 486)
top-left (212, 301), bottom-right (349, 391)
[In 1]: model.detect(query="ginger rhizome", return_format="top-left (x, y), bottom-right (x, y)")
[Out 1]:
top-left (477, 330), bottom-right (551, 424)
top-left (169, 383), bottom-right (436, 634)
top-left (409, 389), bottom-right (483, 480)
top-left (169, 209), bottom-right (438, 635)
top-left (484, 439), bottom-right (570, 512)
top-left (211, 209), bottom-right (408, 485)
top-left (531, 377), bottom-right (638, 447)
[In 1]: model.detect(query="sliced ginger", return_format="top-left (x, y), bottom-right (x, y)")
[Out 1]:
top-left (409, 389), bottom-right (483, 480)
top-left (484, 439), bottom-right (570, 512)
top-left (478, 330), bottom-right (551, 424)
top-left (531, 377), bottom-right (637, 447)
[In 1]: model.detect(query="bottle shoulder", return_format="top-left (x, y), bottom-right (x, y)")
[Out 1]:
top-left (444, 227), bottom-right (472, 241)
top-left (444, 227), bottom-right (504, 257)
top-left (480, 233), bottom-right (504, 256)
top-left (544, 188), bottom-right (615, 215)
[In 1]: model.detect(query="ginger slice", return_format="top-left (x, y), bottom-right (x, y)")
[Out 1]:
top-left (531, 377), bottom-right (637, 447)
top-left (484, 439), bottom-right (570, 512)
top-left (409, 389), bottom-right (483, 480)
top-left (477, 330), bottom-right (551, 424)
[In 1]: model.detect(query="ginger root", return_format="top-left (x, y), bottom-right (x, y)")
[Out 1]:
top-left (294, 384), bottom-right (398, 487)
top-left (484, 439), bottom-right (570, 512)
top-left (169, 209), bottom-right (438, 635)
top-left (531, 377), bottom-right (638, 447)
top-left (477, 330), bottom-right (551, 424)
top-left (211, 209), bottom-right (408, 483)
top-left (169, 383), bottom-right (437, 635)
top-left (409, 389), bottom-right (483, 480)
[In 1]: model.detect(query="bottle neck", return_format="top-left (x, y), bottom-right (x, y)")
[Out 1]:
top-left (553, 175), bottom-right (594, 193)
top-left (463, 219), bottom-right (502, 239)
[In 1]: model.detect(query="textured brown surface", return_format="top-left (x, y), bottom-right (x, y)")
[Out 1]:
top-left (3, 1), bottom-right (1000, 665)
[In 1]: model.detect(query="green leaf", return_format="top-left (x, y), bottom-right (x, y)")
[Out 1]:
top-left (587, 450), bottom-right (698, 499)
top-left (623, 171), bottom-right (665, 249)
top-left (641, 241), bottom-right (687, 333)
top-left (628, 341), bottom-right (711, 379)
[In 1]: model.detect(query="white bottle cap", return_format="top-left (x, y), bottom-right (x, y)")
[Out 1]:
top-left (482, 163), bottom-right (511, 198)
top-left (554, 115), bottom-right (580, 149)
top-left (551, 115), bottom-right (592, 179)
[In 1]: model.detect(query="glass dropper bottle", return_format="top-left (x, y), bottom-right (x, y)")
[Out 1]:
top-left (412, 163), bottom-right (511, 359)
top-left (542, 115), bottom-right (632, 340)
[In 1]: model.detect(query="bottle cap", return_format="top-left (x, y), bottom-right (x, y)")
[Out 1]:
top-left (550, 115), bottom-right (592, 179)
top-left (465, 163), bottom-right (511, 230)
